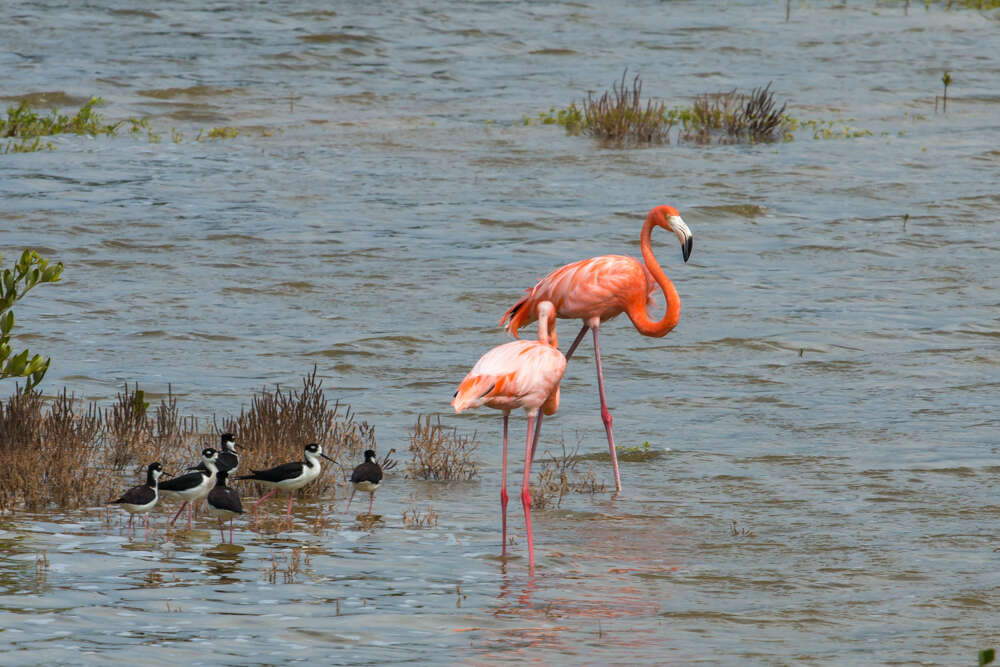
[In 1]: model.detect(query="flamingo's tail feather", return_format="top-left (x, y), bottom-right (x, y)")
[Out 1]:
top-left (452, 373), bottom-right (515, 412)
top-left (500, 291), bottom-right (533, 338)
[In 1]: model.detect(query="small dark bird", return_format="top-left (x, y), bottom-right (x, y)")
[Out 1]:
top-left (347, 449), bottom-right (384, 515)
top-left (206, 470), bottom-right (243, 543)
top-left (236, 443), bottom-right (334, 523)
top-left (191, 433), bottom-right (240, 475)
top-left (109, 462), bottom-right (167, 538)
top-left (159, 448), bottom-right (219, 528)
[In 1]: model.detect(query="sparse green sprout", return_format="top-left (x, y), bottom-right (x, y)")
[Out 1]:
top-left (0, 249), bottom-right (63, 392)
top-left (941, 71), bottom-right (952, 112)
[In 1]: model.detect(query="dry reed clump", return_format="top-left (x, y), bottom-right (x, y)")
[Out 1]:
top-left (582, 70), bottom-right (674, 145)
top-left (0, 385), bottom-right (204, 513)
top-left (530, 439), bottom-right (606, 511)
top-left (681, 83), bottom-right (787, 144)
top-left (221, 366), bottom-right (375, 498)
top-left (404, 414), bottom-right (479, 481)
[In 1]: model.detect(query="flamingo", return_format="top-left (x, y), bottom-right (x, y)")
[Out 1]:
top-left (453, 301), bottom-right (566, 571)
top-left (500, 205), bottom-right (693, 492)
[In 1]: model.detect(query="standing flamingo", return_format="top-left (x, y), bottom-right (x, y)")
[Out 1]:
top-left (453, 301), bottom-right (566, 571)
top-left (500, 205), bottom-right (693, 492)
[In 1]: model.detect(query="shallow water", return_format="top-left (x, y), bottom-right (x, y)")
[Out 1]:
top-left (2, 1), bottom-right (1000, 664)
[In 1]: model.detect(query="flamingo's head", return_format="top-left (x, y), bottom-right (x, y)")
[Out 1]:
top-left (652, 205), bottom-right (693, 262)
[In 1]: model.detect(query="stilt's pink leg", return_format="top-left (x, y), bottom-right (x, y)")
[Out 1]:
top-left (218, 519), bottom-right (225, 542)
top-left (521, 415), bottom-right (537, 572)
top-left (501, 411), bottom-right (509, 555)
top-left (367, 493), bottom-right (375, 514)
top-left (229, 518), bottom-right (234, 543)
top-left (187, 504), bottom-right (194, 529)
top-left (170, 502), bottom-right (188, 526)
top-left (346, 489), bottom-right (356, 511)
top-left (127, 514), bottom-right (134, 538)
top-left (592, 326), bottom-right (622, 492)
top-left (285, 492), bottom-right (294, 522)
top-left (252, 489), bottom-right (277, 518)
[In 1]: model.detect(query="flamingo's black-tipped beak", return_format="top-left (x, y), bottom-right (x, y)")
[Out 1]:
top-left (667, 214), bottom-right (694, 263)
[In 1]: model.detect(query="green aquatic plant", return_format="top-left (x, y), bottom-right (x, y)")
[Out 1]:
top-left (0, 97), bottom-right (160, 153)
top-left (980, 648), bottom-right (996, 666)
top-left (0, 250), bottom-right (63, 392)
top-left (940, 71), bottom-right (952, 113)
top-left (198, 126), bottom-right (240, 140)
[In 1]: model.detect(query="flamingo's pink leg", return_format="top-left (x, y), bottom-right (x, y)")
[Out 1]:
top-left (521, 415), bottom-right (538, 572)
top-left (592, 326), bottom-right (622, 492)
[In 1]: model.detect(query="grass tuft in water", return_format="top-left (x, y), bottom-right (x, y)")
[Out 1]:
top-left (402, 496), bottom-right (440, 528)
top-left (531, 439), bottom-right (606, 510)
top-left (0, 97), bottom-right (150, 153)
top-left (404, 414), bottom-right (479, 480)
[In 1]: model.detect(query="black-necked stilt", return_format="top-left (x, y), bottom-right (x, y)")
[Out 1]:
top-left (236, 443), bottom-right (334, 522)
top-left (190, 433), bottom-right (240, 475)
top-left (347, 449), bottom-right (385, 514)
top-left (109, 462), bottom-right (167, 537)
top-left (206, 470), bottom-right (243, 543)
top-left (159, 448), bottom-right (219, 528)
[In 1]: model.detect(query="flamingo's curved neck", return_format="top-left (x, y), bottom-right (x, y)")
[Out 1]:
top-left (629, 212), bottom-right (682, 338)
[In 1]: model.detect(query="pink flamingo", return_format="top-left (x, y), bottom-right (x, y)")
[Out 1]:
top-left (453, 301), bottom-right (566, 571)
top-left (500, 205), bottom-right (693, 491)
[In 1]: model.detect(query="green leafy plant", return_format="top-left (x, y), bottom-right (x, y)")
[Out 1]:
top-left (980, 648), bottom-right (996, 666)
top-left (0, 250), bottom-right (63, 391)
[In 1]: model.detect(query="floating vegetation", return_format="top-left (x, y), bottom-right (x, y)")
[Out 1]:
top-left (0, 97), bottom-right (152, 154)
top-left (197, 126), bottom-right (240, 141)
top-left (405, 414), bottom-right (479, 481)
top-left (531, 439), bottom-right (606, 510)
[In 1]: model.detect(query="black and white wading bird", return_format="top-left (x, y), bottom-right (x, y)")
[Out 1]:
top-left (109, 462), bottom-right (168, 537)
top-left (347, 449), bottom-right (386, 515)
top-left (206, 470), bottom-right (243, 543)
top-left (191, 433), bottom-right (240, 475)
top-left (237, 443), bottom-right (334, 523)
top-left (159, 448), bottom-right (219, 528)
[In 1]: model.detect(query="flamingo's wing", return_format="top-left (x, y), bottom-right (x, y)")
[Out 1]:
top-left (501, 255), bottom-right (646, 334)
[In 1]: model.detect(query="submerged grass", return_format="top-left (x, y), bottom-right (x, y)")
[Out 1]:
top-left (531, 439), bottom-right (606, 510)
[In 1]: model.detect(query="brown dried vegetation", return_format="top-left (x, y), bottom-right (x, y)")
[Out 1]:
top-left (530, 439), bottom-right (606, 511)
top-left (404, 414), bottom-right (479, 481)
top-left (220, 367), bottom-right (376, 498)
top-left (0, 368), bottom-right (373, 513)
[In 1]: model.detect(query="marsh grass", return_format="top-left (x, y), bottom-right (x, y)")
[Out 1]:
top-left (581, 71), bottom-right (673, 144)
top-left (530, 439), bottom-right (606, 511)
top-left (535, 73), bottom-right (791, 145)
top-left (0, 368), bottom-right (371, 513)
top-left (405, 414), bottom-right (479, 481)
top-left (221, 366), bottom-right (375, 499)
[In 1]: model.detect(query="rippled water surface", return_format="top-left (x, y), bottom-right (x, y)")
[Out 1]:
top-left (3, 1), bottom-right (1000, 664)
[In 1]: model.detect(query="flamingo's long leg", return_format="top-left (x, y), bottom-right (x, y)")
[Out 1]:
top-left (592, 326), bottom-right (622, 492)
top-left (563, 323), bottom-right (589, 362)
top-left (521, 415), bottom-right (538, 572)
top-left (501, 411), bottom-right (509, 555)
